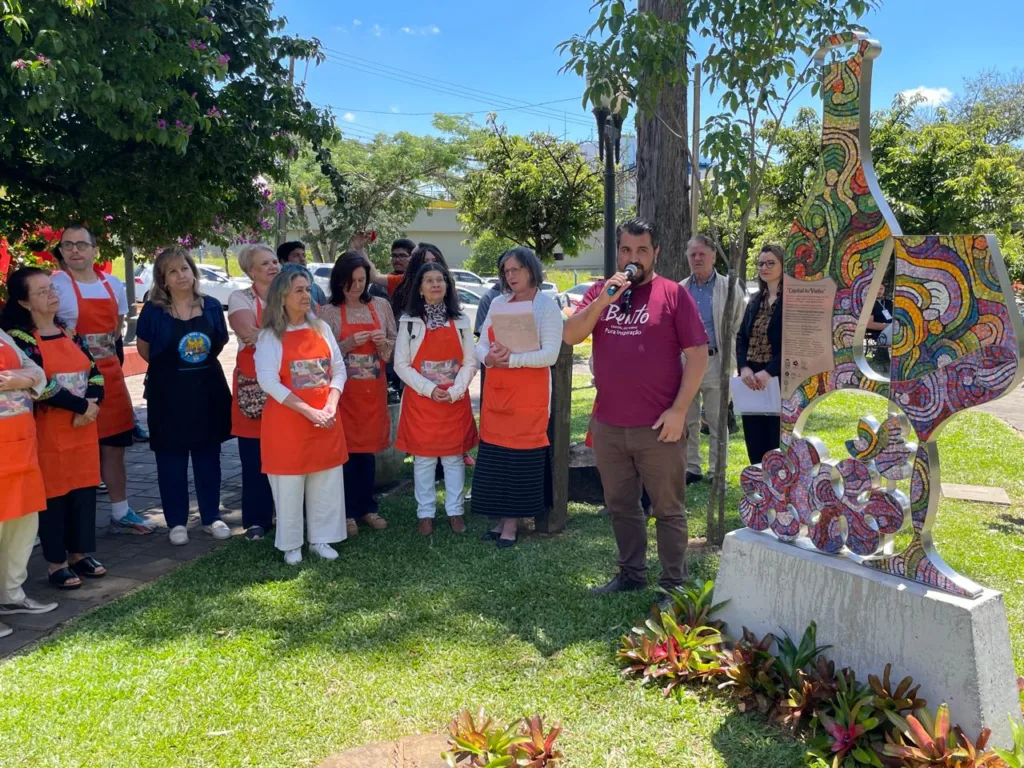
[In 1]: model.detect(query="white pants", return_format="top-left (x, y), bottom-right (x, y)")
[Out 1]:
top-left (0, 514), bottom-right (38, 604)
top-left (269, 466), bottom-right (346, 552)
top-left (413, 455), bottom-right (465, 519)
top-left (686, 356), bottom-right (726, 478)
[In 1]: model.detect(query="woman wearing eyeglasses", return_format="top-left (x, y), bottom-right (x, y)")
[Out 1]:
top-left (736, 244), bottom-right (784, 465)
top-left (1, 268), bottom-right (105, 589)
top-left (471, 247), bottom-right (562, 548)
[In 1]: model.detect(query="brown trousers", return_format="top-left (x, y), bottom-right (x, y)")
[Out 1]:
top-left (591, 419), bottom-right (688, 588)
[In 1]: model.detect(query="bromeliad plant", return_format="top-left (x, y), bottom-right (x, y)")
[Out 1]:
top-left (619, 580), bottom-right (726, 696)
top-left (443, 709), bottom-right (563, 768)
top-left (882, 705), bottom-right (1002, 767)
top-left (807, 670), bottom-right (886, 767)
top-left (717, 627), bottom-right (782, 715)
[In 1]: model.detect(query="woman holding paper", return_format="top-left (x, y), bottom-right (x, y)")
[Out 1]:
top-left (472, 247), bottom-right (563, 548)
top-left (394, 263), bottom-right (478, 536)
top-left (736, 244), bottom-right (784, 465)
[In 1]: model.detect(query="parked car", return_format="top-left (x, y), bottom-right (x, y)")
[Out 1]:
top-left (559, 282), bottom-right (595, 311)
top-left (450, 269), bottom-right (489, 297)
top-left (457, 287), bottom-right (479, 329)
top-left (134, 264), bottom-right (251, 309)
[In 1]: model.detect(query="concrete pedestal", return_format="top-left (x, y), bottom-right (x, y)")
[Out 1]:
top-left (374, 402), bottom-right (406, 490)
top-left (714, 528), bottom-right (1021, 746)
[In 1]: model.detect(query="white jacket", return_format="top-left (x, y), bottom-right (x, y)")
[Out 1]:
top-left (395, 313), bottom-right (477, 401)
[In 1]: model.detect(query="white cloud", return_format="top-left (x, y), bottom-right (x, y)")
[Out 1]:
top-left (372, 24), bottom-right (382, 37)
top-left (352, 18), bottom-right (362, 26)
top-left (899, 86), bottom-right (953, 107)
top-left (390, 105), bottom-right (400, 113)
top-left (400, 24), bottom-right (441, 36)
top-left (343, 112), bottom-right (356, 123)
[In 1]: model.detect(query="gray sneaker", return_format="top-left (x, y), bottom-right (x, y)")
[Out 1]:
top-left (0, 597), bottom-right (59, 615)
top-left (0, 621), bottom-right (12, 638)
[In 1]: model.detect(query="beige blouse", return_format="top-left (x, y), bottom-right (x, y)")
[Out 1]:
top-left (317, 297), bottom-right (397, 362)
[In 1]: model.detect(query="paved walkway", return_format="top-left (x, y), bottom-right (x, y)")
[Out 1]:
top-left (980, 381), bottom-right (1024, 433)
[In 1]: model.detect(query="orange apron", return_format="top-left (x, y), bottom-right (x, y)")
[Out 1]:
top-left (0, 339), bottom-right (46, 521)
top-left (71, 274), bottom-right (133, 439)
top-left (480, 324), bottom-right (550, 450)
top-left (231, 296), bottom-right (264, 439)
top-left (261, 328), bottom-right (348, 475)
top-left (395, 321), bottom-right (478, 457)
top-left (34, 331), bottom-right (101, 499)
top-left (337, 303), bottom-right (390, 454)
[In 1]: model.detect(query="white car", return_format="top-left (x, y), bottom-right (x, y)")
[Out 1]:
top-left (560, 281), bottom-right (595, 311)
top-left (134, 264), bottom-right (251, 309)
top-left (450, 269), bottom-right (489, 297)
top-left (457, 287), bottom-right (479, 329)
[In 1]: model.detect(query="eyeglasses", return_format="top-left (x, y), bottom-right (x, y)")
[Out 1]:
top-left (620, 289), bottom-right (633, 315)
top-left (757, 261), bottom-right (779, 269)
top-left (60, 241), bottom-right (93, 251)
top-left (502, 266), bottom-right (524, 277)
top-left (29, 286), bottom-right (58, 298)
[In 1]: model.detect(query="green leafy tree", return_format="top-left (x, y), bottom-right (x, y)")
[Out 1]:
top-left (562, 0), bottom-right (877, 543)
top-left (455, 118), bottom-right (604, 261)
top-left (462, 230), bottom-right (516, 276)
top-left (283, 116), bottom-right (476, 268)
top-left (0, 0), bottom-right (336, 253)
top-left (952, 68), bottom-right (1024, 146)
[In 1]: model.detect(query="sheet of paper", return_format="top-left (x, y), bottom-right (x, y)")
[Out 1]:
top-left (489, 301), bottom-right (540, 353)
top-left (730, 375), bottom-right (782, 415)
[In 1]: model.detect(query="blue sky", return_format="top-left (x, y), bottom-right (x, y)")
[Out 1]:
top-left (276, 0), bottom-right (1024, 142)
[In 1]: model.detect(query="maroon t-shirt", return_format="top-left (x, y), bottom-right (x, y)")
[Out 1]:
top-left (579, 275), bottom-right (709, 428)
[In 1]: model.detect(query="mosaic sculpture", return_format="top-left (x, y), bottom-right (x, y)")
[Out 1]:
top-left (738, 33), bottom-right (1024, 598)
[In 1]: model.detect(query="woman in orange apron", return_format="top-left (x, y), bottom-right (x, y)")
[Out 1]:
top-left (228, 244), bottom-right (281, 540)
top-left (255, 271), bottom-right (348, 565)
top-left (317, 252), bottom-right (396, 538)
top-left (471, 248), bottom-right (563, 548)
top-left (394, 263), bottom-right (478, 536)
top-left (0, 319), bottom-right (57, 632)
top-left (4, 268), bottom-right (105, 590)
top-left (52, 226), bottom-right (153, 534)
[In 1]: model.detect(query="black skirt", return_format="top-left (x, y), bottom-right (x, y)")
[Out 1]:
top-left (471, 440), bottom-right (548, 518)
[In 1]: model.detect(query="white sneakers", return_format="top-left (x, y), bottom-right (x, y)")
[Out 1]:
top-left (169, 526), bottom-right (189, 546)
top-left (170, 521), bottom-right (231, 545)
top-left (309, 543), bottom-right (339, 561)
top-left (0, 621), bottom-right (11, 639)
top-left (203, 521), bottom-right (231, 540)
top-left (283, 544), bottom-right (339, 565)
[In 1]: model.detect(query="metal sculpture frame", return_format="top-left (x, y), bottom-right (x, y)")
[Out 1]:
top-left (738, 32), bottom-right (1024, 599)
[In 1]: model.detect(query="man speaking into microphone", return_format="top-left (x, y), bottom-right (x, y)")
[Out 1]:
top-left (563, 217), bottom-right (709, 601)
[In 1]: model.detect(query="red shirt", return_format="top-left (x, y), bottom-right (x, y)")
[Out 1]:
top-left (578, 275), bottom-right (709, 428)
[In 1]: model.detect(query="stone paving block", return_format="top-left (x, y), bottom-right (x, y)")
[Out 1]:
top-left (0, 627), bottom-right (48, 657)
top-left (114, 556), bottom-right (182, 582)
top-left (942, 483), bottom-right (1013, 506)
top-left (50, 575), bottom-right (142, 603)
top-left (319, 735), bottom-right (449, 768)
top-left (1, 599), bottom-right (92, 631)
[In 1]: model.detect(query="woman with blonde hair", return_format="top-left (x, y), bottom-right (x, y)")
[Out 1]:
top-left (137, 247), bottom-right (232, 545)
top-left (255, 271), bottom-right (348, 565)
top-left (228, 244), bottom-right (280, 540)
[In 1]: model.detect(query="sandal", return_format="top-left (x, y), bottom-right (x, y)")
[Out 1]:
top-left (70, 556), bottom-right (107, 579)
top-left (48, 567), bottom-right (82, 590)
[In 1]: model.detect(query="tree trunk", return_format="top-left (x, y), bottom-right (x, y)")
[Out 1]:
top-left (636, 0), bottom-right (690, 282)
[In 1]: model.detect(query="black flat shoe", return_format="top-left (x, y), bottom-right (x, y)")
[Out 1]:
top-left (70, 556), bottom-right (106, 579)
top-left (496, 535), bottom-right (518, 549)
top-left (481, 530), bottom-right (501, 541)
top-left (48, 567), bottom-right (82, 590)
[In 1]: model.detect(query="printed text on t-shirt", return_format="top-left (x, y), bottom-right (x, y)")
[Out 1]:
top-left (601, 302), bottom-right (650, 336)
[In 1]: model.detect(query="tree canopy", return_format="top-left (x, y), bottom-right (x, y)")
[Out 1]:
top-left (0, 0), bottom-right (336, 252)
top-left (455, 119), bottom-right (603, 261)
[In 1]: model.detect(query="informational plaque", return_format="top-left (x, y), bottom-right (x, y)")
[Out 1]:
top-left (781, 275), bottom-right (837, 398)
top-left (489, 301), bottom-right (540, 353)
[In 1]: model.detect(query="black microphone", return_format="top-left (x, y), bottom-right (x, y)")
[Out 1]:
top-left (606, 264), bottom-right (639, 296)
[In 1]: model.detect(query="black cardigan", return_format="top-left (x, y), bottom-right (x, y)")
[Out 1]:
top-left (736, 291), bottom-right (783, 378)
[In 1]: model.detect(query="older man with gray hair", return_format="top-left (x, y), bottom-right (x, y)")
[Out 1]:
top-left (680, 235), bottom-right (744, 485)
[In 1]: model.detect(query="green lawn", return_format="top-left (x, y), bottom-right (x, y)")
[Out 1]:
top-left (1, 390), bottom-right (1022, 768)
